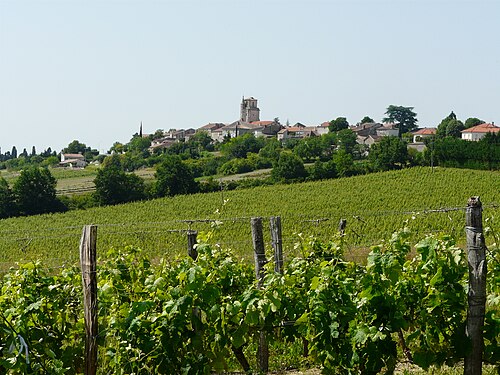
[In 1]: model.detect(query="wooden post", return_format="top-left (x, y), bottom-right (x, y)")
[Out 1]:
top-left (464, 197), bottom-right (487, 375)
top-left (270, 216), bottom-right (283, 274)
top-left (80, 225), bottom-right (98, 375)
top-left (251, 217), bottom-right (268, 373)
top-left (187, 230), bottom-right (198, 260)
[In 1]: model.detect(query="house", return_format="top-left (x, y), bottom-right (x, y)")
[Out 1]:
top-left (250, 120), bottom-right (283, 137)
top-left (376, 122), bottom-right (399, 137)
top-left (411, 128), bottom-right (437, 143)
top-left (149, 137), bottom-right (177, 152)
top-left (461, 123), bottom-right (500, 141)
top-left (315, 122), bottom-right (331, 136)
top-left (351, 122), bottom-right (383, 137)
top-left (59, 153), bottom-right (87, 168)
top-left (277, 125), bottom-right (319, 141)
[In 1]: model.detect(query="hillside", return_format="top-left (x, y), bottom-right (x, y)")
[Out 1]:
top-left (1, 167), bottom-right (499, 269)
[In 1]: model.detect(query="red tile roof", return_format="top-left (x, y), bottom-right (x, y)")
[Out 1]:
top-left (413, 128), bottom-right (436, 135)
top-left (462, 123), bottom-right (500, 133)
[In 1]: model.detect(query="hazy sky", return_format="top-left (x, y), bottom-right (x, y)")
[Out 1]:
top-left (1, 0), bottom-right (499, 153)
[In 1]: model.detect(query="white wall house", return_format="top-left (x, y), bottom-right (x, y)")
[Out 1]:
top-left (461, 123), bottom-right (500, 141)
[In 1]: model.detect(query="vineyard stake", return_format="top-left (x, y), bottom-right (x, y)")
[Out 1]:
top-left (80, 225), bottom-right (98, 375)
top-left (187, 230), bottom-right (198, 260)
top-left (464, 197), bottom-right (487, 375)
top-left (251, 217), bottom-right (269, 373)
top-left (270, 216), bottom-right (283, 274)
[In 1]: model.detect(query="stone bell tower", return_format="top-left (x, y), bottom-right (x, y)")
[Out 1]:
top-left (240, 96), bottom-right (260, 123)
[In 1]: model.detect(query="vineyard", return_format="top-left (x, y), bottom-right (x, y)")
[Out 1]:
top-left (0, 167), bottom-right (499, 269)
top-left (0, 221), bottom-right (499, 373)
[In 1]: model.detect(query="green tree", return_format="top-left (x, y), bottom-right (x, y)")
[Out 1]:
top-left (93, 162), bottom-right (146, 205)
top-left (220, 134), bottom-right (264, 159)
top-left (154, 155), bottom-right (198, 197)
top-left (333, 149), bottom-right (355, 177)
top-left (328, 117), bottom-right (349, 132)
top-left (63, 140), bottom-right (88, 154)
top-left (383, 105), bottom-right (418, 137)
top-left (271, 151), bottom-right (307, 182)
top-left (334, 129), bottom-right (357, 154)
top-left (293, 137), bottom-right (325, 162)
top-left (369, 136), bottom-right (408, 171)
top-left (436, 112), bottom-right (464, 138)
top-left (464, 117), bottom-right (484, 129)
top-left (259, 138), bottom-right (282, 163)
top-left (360, 116), bottom-right (374, 124)
top-left (0, 177), bottom-right (16, 218)
top-left (12, 167), bottom-right (64, 215)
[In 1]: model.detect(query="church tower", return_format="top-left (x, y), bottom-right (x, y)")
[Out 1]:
top-left (240, 97), bottom-right (260, 123)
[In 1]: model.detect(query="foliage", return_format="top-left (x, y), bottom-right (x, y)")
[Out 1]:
top-left (328, 117), bottom-right (349, 133)
top-left (464, 117), bottom-right (485, 129)
top-left (220, 134), bottom-right (265, 159)
top-left (426, 134), bottom-right (500, 170)
top-left (1, 167), bottom-right (500, 264)
top-left (436, 112), bottom-right (465, 138)
top-left (383, 105), bottom-right (418, 137)
top-left (12, 167), bottom-right (64, 216)
top-left (154, 155), bottom-right (198, 197)
top-left (94, 160), bottom-right (146, 205)
top-left (271, 151), bottom-right (308, 182)
top-left (0, 228), bottom-right (498, 373)
top-left (0, 177), bottom-right (15, 219)
top-left (369, 136), bottom-right (408, 171)
top-left (360, 116), bottom-right (374, 124)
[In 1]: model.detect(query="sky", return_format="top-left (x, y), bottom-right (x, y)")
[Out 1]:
top-left (0, 0), bottom-right (499, 154)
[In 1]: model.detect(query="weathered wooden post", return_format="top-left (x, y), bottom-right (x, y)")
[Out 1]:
top-left (270, 216), bottom-right (283, 274)
top-left (464, 197), bottom-right (487, 375)
top-left (187, 230), bottom-right (198, 260)
top-left (251, 217), bottom-right (269, 373)
top-left (80, 225), bottom-right (98, 375)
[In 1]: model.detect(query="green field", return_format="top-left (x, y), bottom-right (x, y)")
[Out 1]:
top-left (0, 167), bottom-right (499, 269)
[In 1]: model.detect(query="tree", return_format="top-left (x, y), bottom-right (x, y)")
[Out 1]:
top-left (383, 105), bottom-right (418, 137)
top-left (154, 155), bottom-right (198, 197)
top-left (369, 136), bottom-right (408, 171)
top-left (63, 140), bottom-right (88, 154)
top-left (333, 149), bottom-right (355, 177)
top-left (220, 134), bottom-right (265, 159)
top-left (360, 116), bottom-right (374, 124)
top-left (0, 177), bottom-right (15, 218)
top-left (94, 160), bottom-right (146, 205)
top-left (328, 117), bottom-right (349, 133)
top-left (436, 112), bottom-right (464, 138)
top-left (464, 117), bottom-right (485, 129)
top-left (11, 146), bottom-right (17, 159)
top-left (271, 151), bottom-right (307, 182)
top-left (12, 167), bottom-right (63, 215)
top-left (333, 129), bottom-right (357, 154)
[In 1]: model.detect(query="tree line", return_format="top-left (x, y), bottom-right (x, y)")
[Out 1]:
top-left (0, 105), bottom-right (499, 218)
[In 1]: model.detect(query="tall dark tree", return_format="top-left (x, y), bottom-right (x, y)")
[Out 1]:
top-left (383, 105), bottom-right (418, 137)
top-left (11, 146), bottom-right (17, 159)
top-left (12, 167), bottom-right (63, 215)
top-left (436, 111), bottom-right (465, 138)
top-left (93, 161), bottom-right (146, 205)
top-left (63, 140), bottom-right (88, 154)
top-left (464, 117), bottom-right (485, 129)
top-left (369, 136), bottom-right (408, 171)
top-left (0, 177), bottom-right (15, 218)
top-left (154, 155), bottom-right (198, 197)
top-left (360, 116), bottom-right (374, 124)
top-left (271, 151), bottom-right (307, 182)
top-left (328, 117), bottom-right (349, 133)
top-left (31, 146), bottom-right (36, 156)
